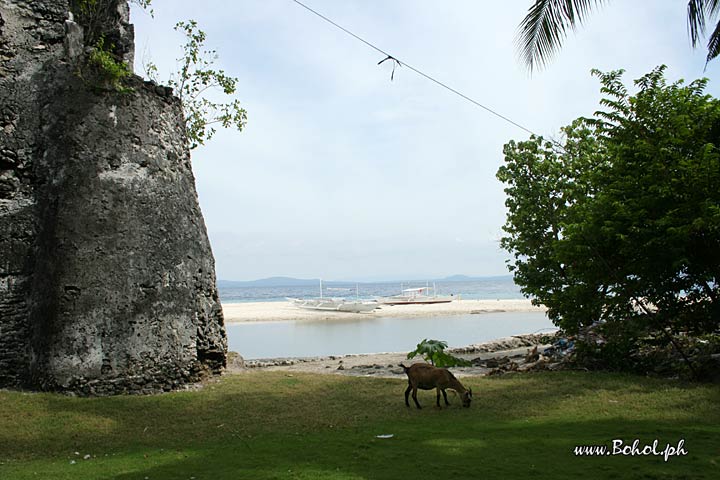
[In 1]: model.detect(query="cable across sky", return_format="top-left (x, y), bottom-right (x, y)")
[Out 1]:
top-left (291, 0), bottom-right (541, 139)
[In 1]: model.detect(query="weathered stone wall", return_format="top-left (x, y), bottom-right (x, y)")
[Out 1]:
top-left (0, 0), bottom-right (227, 394)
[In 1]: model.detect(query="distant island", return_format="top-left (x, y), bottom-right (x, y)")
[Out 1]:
top-left (217, 275), bottom-right (512, 288)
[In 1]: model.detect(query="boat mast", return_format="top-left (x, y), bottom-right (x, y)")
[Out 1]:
top-left (319, 278), bottom-right (323, 299)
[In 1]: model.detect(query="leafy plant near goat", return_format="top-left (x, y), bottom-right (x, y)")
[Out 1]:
top-left (407, 339), bottom-right (471, 367)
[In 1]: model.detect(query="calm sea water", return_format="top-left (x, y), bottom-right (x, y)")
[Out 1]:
top-left (227, 312), bottom-right (555, 359)
top-left (218, 277), bottom-right (524, 303)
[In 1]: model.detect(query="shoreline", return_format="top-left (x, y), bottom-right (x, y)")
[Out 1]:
top-left (228, 333), bottom-right (556, 378)
top-left (221, 298), bottom-right (546, 323)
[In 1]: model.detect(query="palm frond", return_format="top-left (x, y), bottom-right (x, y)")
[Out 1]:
top-left (688, 0), bottom-right (720, 46)
top-left (517, 0), bottom-right (606, 73)
top-left (705, 19), bottom-right (720, 64)
top-left (688, 0), bottom-right (706, 46)
top-left (703, 0), bottom-right (720, 17)
top-left (687, 0), bottom-right (720, 63)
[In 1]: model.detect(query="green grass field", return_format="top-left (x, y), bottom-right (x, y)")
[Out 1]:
top-left (0, 371), bottom-right (717, 479)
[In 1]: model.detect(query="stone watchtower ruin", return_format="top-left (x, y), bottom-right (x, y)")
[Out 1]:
top-left (0, 0), bottom-right (227, 394)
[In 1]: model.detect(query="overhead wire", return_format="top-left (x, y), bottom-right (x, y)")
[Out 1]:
top-left (290, 0), bottom-right (548, 142)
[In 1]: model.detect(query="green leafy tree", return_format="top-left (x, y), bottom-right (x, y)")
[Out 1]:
top-left (517, 0), bottom-right (720, 72)
top-left (147, 20), bottom-right (247, 150)
top-left (407, 339), bottom-right (471, 367)
top-left (497, 66), bottom-right (720, 373)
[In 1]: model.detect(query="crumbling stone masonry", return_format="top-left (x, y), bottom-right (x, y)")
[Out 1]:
top-left (0, 0), bottom-right (227, 395)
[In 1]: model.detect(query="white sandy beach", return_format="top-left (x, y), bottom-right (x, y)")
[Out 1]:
top-left (222, 298), bottom-right (546, 323)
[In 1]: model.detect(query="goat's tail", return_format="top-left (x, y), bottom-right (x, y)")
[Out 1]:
top-left (399, 363), bottom-right (410, 374)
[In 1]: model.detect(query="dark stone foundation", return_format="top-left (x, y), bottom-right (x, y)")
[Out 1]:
top-left (0, 0), bottom-right (227, 394)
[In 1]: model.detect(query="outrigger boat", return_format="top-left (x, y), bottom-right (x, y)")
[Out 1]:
top-left (289, 297), bottom-right (379, 313)
top-left (376, 284), bottom-right (454, 305)
top-left (288, 280), bottom-right (380, 313)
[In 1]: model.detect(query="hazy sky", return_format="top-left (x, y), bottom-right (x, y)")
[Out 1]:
top-left (131, 0), bottom-right (719, 282)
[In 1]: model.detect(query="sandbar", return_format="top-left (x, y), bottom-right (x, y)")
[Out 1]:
top-left (222, 298), bottom-right (546, 323)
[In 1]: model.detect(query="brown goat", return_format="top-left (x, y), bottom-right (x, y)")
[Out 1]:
top-left (400, 363), bottom-right (472, 409)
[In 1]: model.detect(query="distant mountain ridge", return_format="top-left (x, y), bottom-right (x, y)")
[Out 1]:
top-left (441, 274), bottom-right (484, 282)
top-left (218, 274), bottom-right (510, 288)
top-left (217, 277), bottom-right (319, 287)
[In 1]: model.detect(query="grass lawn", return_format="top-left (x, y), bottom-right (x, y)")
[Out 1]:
top-left (0, 370), bottom-right (718, 479)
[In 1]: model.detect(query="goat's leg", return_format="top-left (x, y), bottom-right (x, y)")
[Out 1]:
top-left (411, 387), bottom-right (422, 409)
top-left (436, 388), bottom-right (442, 408)
top-left (442, 389), bottom-right (450, 406)
top-left (404, 384), bottom-right (412, 407)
